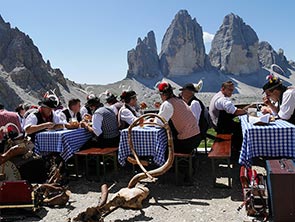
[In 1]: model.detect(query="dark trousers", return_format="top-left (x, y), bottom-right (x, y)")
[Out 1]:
top-left (173, 134), bottom-right (202, 154)
top-left (82, 135), bottom-right (120, 149)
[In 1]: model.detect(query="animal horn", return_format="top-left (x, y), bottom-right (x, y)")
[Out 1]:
top-left (127, 113), bottom-right (174, 188)
top-left (194, 79), bottom-right (203, 92)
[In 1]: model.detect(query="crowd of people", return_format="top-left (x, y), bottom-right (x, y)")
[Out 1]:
top-left (1, 72), bottom-right (295, 183)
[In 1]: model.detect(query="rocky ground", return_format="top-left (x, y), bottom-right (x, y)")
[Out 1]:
top-left (0, 154), bottom-right (271, 222)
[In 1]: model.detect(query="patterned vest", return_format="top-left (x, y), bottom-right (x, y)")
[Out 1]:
top-left (168, 97), bottom-right (200, 140)
top-left (95, 107), bottom-right (120, 139)
top-left (62, 109), bottom-right (82, 122)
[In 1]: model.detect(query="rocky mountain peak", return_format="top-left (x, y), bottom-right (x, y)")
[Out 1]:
top-left (159, 9), bottom-right (206, 77)
top-left (209, 13), bottom-right (260, 74)
top-left (127, 31), bottom-right (161, 79)
top-left (258, 41), bottom-right (293, 74)
top-left (0, 15), bottom-right (69, 110)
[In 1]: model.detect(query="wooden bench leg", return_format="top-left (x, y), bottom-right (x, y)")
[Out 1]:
top-left (85, 156), bottom-right (90, 180)
top-left (204, 137), bottom-right (208, 154)
top-left (113, 154), bottom-right (118, 173)
top-left (211, 159), bottom-right (216, 187)
top-left (175, 157), bottom-right (179, 185)
top-left (96, 156), bottom-right (100, 179)
top-left (188, 156), bottom-right (193, 183)
top-left (75, 155), bottom-right (79, 179)
top-left (227, 158), bottom-right (231, 187)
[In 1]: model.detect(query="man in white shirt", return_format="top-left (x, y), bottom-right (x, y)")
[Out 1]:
top-left (209, 81), bottom-right (246, 152)
top-left (81, 98), bottom-right (120, 148)
top-left (262, 74), bottom-right (295, 124)
top-left (209, 81), bottom-right (246, 133)
top-left (24, 96), bottom-right (66, 142)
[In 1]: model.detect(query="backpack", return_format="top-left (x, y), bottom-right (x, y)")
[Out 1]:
top-left (190, 97), bottom-right (212, 137)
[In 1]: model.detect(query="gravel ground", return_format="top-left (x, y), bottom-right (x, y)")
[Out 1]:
top-left (1, 154), bottom-right (270, 222)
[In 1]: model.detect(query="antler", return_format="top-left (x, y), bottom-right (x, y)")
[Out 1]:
top-left (127, 113), bottom-right (174, 188)
top-left (0, 123), bottom-right (21, 136)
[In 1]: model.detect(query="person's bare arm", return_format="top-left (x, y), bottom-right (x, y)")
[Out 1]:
top-left (25, 122), bottom-right (55, 135)
top-left (234, 108), bottom-right (247, 116)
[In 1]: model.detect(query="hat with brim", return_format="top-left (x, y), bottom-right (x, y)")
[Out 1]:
top-left (179, 83), bottom-right (198, 92)
top-left (157, 82), bottom-right (175, 94)
top-left (106, 94), bottom-right (118, 103)
top-left (124, 91), bottom-right (137, 100)
top-left (262, 79), bottom-right (282, 93)
top-left (86, 97), bottom-right (102, 107)
top-left (38, 97), bottom-right (59, 109)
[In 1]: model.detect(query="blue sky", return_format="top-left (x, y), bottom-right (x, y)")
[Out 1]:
top-left (1, 0), bottom-right (294, 85)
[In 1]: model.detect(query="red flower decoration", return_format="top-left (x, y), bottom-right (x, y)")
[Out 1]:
top-left (158, 82), bottom-right (169, 92)
top-left (120, 91), bottom-right (127, 99)
top-left (7, 126), bottom-right (14, 132)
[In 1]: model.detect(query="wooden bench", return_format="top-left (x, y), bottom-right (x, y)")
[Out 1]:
top-left (208, 134), bottom-right (232, 187)
top-left (74, 147), bottom-right (118, 180)
top-left (174, 150), bottom-right (195, 185)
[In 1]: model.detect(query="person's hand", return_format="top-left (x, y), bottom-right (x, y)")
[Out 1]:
top-left (263, 96), bottom-right (272, 106)
top-left (80, 121), bottom-right (88, 129)
top-left (44, 122), bottom-right (55, 130)
top-left (261, 106), bottom-right (272, 114)
top-left (83, 114), bottom-right (92, 122)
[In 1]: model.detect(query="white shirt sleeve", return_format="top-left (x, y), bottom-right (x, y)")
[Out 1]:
top-left (120, 108), bottom-right (137, 125)
top-left (215, 97), bottom-right (237, 114)
top-left (53, 112), bottom-right (67, 124)
top-left (80, 106), bottom-right (88, 118)
top-left (190, 100), bottom-right (202, 125)
top-left (278, 89), bottom-right (295, 120)
top-left (156, 101), bottom-right (174, 124)
top-left (24, 113), bottom-right (38, 131)
top-left (92, 112), bottom-right (103, 137)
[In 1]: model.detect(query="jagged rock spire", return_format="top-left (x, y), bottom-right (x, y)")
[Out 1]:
top-left (209, 13), bottom-right (260, 74)
top-left (159, 10), bottom-right (206, 77)
top-left (127, 31), bottom-right (161, 79)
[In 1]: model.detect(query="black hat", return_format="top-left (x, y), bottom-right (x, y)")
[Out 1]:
top-left (179, 83), bottom-right (198, 92)
top-left (157, 82), bottom-right (174, 94)
top-left (86, 97), bottom-right (101, 107)
top-left (262, 74), bottom-right (282, 92)
top-left (38, 96), bottom-right (60, 109)
top-left (123, 91), bottom-right (137, 103)
top-left (105, 93), bottom-right (118, 103)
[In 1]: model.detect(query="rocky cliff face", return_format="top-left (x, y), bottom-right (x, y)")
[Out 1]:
top-left (258, 41), bottom-right (293, 74)
top-left (209, 13), bottom-right (260, 74)
top-left (127, 31), bottom-right (161, 79)
top-left (159, 10), bottom-right (206, 77)
top-left (0, 15), bottom-right (70, 110)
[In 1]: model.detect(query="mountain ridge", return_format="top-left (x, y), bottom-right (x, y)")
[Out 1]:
top-left (0, 11), bottom-right (294, 111)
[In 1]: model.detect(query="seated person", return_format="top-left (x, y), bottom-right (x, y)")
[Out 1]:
top-left (15, 103), bottom-right (31, 132)
top-left (0, 103), bottom-right (22, 152)
top-left (262, 74), bottom-right (295, 124)
top-left (209, 81), bottom-right (246, 151)
top-left (179, 82), bottom-right (210, 137)
top-left (155, 82), bottom-right (201, 154)
top-left (60, 98), bottom-right (82, 127)
top-left (24, 94), bottom-right (66, 143)
top-left (105, 92), bottom-right (122, 116)
top-left (80, 94), bottom-right (96, 119)
top-left (81, 98), bottom-right (120, 148)
top-left (118, 90), bottom-right (140, 129)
